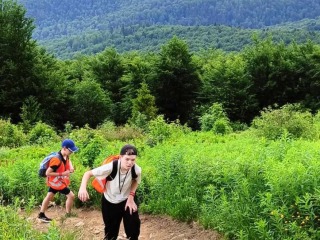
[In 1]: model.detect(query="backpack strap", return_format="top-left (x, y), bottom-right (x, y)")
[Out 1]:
top-left (57, 152), bottom-right (64, 169)
top-left (106, 160), bottom-right (118, 181)
top-left (131, 165), bottom-right (137, 179)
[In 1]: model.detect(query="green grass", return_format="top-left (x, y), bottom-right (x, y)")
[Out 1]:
top-left (2, 126), bottom-right (320, 239)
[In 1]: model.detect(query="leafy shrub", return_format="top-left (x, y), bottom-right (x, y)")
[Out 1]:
top-left (28, 121), bottom-right (59, 145)
top-left (0, 205), bottom-right (42, 239)
top-left (313, 110), bottom-right (320, 139)
top-left (71, 79), bottom-right (112, 128)
top-left (19, 96), bottom-right (43, 132)
top-left (96, 121), bottom-right (144, 141)
top-left (7, 160), bottom-right (43, 203)
top-left (78, 135), bottom-right (106, 168)
top-left (199, 103), bottom-right (232, 134)
top-left (0, 119), bottom-right (26, 147)
top-left (230, 121), bottom-right (249, 132)
top-left (129, 82), bottom-right (158, 130)
top-left (0, 168), bottom-right (10, 204)
top-left (146, 115), bottom-right (190, 146)
top-left (0, 204), bottom-right (79, 239)
top-left (110, 124), bottom-right (144, 141)
top-left (69, 124), bottom-right (95, 147)
top-left (252, 104), bottom-right (316, 140)
top-left (213, 118), bottom-right (232, 135)
top-left (129, 112), bottom-right (149, 131)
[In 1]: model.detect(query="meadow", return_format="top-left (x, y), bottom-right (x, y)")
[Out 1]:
top-left (1, 106), bottom-right (320, 239)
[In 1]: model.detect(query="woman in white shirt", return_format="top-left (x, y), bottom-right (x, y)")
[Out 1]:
top-left (78, 144), bottom-right (142, 240)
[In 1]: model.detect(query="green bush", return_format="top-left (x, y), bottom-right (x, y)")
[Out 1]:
top-left (0, 204), bottom-right (79, 239)
top-left (96, 121), bottom-right (144, 141)
top-left (213, 118), bottom-right (232, 135)
top-left (28, 121), bottom-right (59, 145)
top-left (19, 96), bottom-right (44, 133)
top-left (146, 115), bottom-right (172, 146)
top-left (199, 103), bottom-right (232, 134)
top-left (251, 104), bottom-right (316, 140)
top-left (0, 205), bottom-right (42, 239)
top-left (78, 135), bottom-right (107, 168)
top-left (129, 112), bottom-right (149, 131)
top-left (146, 115), bottom-right (191, 146)
top-left (0, 119), bottom-right (27, 147)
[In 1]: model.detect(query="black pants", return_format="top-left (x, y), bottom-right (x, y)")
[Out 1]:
top-left (102, 195), bottom-right (140, 240)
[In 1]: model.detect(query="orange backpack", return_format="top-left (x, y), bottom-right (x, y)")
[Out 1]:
top-left (91, 154), bottom-right (137, 193)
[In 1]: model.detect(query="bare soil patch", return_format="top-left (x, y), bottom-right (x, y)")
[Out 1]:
top-left (23, 205), bottom-right (223, 240)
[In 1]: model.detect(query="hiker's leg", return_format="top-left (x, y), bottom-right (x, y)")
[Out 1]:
top-left (65, 191), bottom-right (74, 214)
top-left (123, 208), bottom-right (140, 240)
top-left (60, 188), bottom-right (74, 214)
top-left (40, 191), bottom-right (55, 213)
top-left (101, 196), bottom-right (124, 240)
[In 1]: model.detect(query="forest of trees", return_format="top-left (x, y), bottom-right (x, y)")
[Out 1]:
top-left (2, 0), bottom-right (320, 131)
top-left (17, 0), bottom-right (320, 59)
top-left (40, 23), bottom-right (320, 59)
top-left (20, 0), bottom-right (320, 39)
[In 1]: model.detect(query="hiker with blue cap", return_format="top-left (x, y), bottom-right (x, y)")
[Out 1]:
top-left (38, 139), bottom-right (79, 222)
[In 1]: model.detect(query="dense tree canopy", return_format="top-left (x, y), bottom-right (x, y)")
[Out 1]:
top-left (14, 0), bottom-right (320, 59)
top-left (0, 0), bottom-right (65, 126)
top-left (20, 0), bottom-right (320, 39)
top-left (2, 0), bottom-right (320, 130)
top-left (151, 37), bottom-right (201, 125)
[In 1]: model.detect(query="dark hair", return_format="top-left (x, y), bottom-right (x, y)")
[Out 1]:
top-left (120, 144), bottom-right (138, 156)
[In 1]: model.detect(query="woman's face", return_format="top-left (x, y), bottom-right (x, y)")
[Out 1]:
top-left (120, 154), bottom-right (136, 171)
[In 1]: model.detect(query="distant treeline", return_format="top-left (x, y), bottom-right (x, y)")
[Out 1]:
top-left (17, 0), bottom-right (320, 59)
top-left (19, 0), bottom-right (320, 39)
top-left (2, 0), bottom-right (320, 131)
top-left (39, 23), bottom-right (320, 59)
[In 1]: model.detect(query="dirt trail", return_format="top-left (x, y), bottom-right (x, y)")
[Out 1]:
top-left (23, 205), bottom-right (223, 240)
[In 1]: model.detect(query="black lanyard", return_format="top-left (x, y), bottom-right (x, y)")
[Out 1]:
top-left (118, 161), bottom-right (129, 193)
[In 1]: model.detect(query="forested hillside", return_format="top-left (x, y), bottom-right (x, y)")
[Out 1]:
top-left (19, 0), bottom-right (320, 39)
top-left (40, 22), bottom-right (320, 59)
top-left (18, 0), bottom-right (320, 59)
top-left (2, 0), bottom-right (320, 131)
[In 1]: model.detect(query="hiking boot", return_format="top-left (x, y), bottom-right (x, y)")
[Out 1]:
top-left (38, 212), bottom-right (52, 223)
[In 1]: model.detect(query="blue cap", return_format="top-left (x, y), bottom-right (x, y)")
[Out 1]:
top-left (62, 139), bottom-right (79, 152)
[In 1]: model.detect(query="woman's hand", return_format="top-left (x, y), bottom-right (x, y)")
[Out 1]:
top-left (125, 195), bottom-right (137, 215)
top-left (78, 187), bottom-right (90, 202)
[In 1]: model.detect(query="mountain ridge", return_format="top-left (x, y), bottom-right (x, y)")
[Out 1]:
top-left (17, 0), bottom-right (320, 59)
